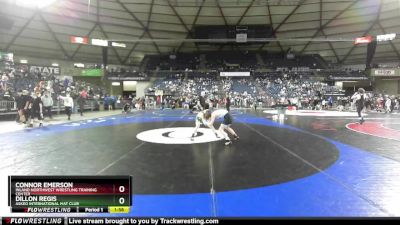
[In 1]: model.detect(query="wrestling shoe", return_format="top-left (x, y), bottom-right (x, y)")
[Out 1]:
top-left (225, 140), bottom-right (232, 146)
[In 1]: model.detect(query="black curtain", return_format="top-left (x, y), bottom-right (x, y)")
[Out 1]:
top-left (366, 40), bottom-right (377, 69)
top-left (102, 47), bottom-right (108, 68)
top-left (102, 47), bottom-right (108, 77)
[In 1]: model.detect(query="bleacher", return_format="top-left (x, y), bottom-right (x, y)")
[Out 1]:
top-left (107, 68), bottom-right (147, 78)
top-left (231, 79), bottom-right (258, 97)
top-left (205, 52), bottom-right (258, 70)
top-left (261, 53), bottom-right (326, 69)
top-left (143, 51), bottom-right (327, 72)
top-left (145, 53), bottom-right (200, 71)
top-left (319, 70), bottom-right (369, 81)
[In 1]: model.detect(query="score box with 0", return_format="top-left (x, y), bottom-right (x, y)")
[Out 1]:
top-left (9, 175), bottom-right (133, 210)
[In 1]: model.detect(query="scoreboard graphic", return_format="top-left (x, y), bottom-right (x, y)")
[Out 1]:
top-left (2, 176), bottom-right (221, 224)
top-left (8, 176), bottom-right (132, 213)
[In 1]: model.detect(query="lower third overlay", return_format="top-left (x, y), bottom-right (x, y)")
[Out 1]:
top-left (1, 217), bottom-right (220, 225)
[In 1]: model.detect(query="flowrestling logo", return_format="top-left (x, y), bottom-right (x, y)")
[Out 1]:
top-left (4, 218), bottom-right (63, 224)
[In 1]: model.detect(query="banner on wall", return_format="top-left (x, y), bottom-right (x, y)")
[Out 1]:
top-left (70, 36), bottom-right (89, 44)
top-left (81, 69), bottom-right (103, 77)
top-left (29, 65), bottom-right (61, 75)
top-left (371, 69), bottom-right (400, 77)
top-left (220, 71), bottom-right (250, 77)
top-left (107, 76), bottom-right (149, 81)
top-left (354, 35), bottom-right (373, 44)
top-left (327, 75), bottom-right (369, 81)
top-left (377, 33), bottom-right (396, 42)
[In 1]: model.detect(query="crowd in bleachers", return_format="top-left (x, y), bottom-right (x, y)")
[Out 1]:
top-left (106, 67), bottom-right (147, 78)
top-left (261, 53), bottom-right (327, 69)
top-left (349, 70), bottom-right (368, 77)
top-left (332, 93), bottom-right (400, 113)
top-left (318, 69), bottom-right (368, 80)
top-left (363, 93), bottom-right (399, 113)
top-left (144, 51), bottom-right (327, 72)
top-left (144, 70), bottom-right (349, 109)
top-left (205, 52), bottom-right (258, 71)
top-left (145, 54), bottom-right (200, 71)
top-left (255, 71), bottom-right (345, 109)
top-left (2, 50), bottom-right (400, 118)
top-left (146, 74), bottom-right (184, 95)
top-left (0, 62), bottom-right (111, 118)
top-left (0, 70), bottom-right (107, 102)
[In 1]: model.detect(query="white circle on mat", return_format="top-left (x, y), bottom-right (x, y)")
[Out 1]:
top-left (136, 127), bottom-right (224, 144)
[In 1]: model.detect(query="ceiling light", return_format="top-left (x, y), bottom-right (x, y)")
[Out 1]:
top-left (16, 0), bottom-right (57, 9)
top-left (111, 42), bottom-right (126, 48)
top-left (92, 38), bottom-right (109, 47)
top-left (74, 63), bottom-right (85, 68)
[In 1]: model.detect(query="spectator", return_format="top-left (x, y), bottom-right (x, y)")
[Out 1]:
top-left (225, 96), bottom-right (231, 111)
top-left (77, 90), bottom-right (87, 116)
top-left (59, 93), bottom-right (74, 120)
top-left (21, 90), bottom-right (33, 126)
top-left (1, 73), bottom-right (9, 91)
top-left (29, 92), bottom-right (44, 127)
top-left (15, 90), bottom-right (24, 123)
top-left (41, 91), bottom-right (54, 119)
top-left (385, 96), bottom-right (392, 113)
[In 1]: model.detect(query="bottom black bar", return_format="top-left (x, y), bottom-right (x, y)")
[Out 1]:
top-left (2, 217), bottom-right (400, 225)
top-left (65, 217), bottom-right (400, 225)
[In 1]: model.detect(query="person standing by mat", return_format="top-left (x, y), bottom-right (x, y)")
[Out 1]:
top-left (30, 92), bottom-right (44, 127)
top-left (59, 93), bottom-right (74, 120)
top-left (204, 109), bottom-right (239, 146)
top-left (351, 88), bottom-right (366, 124)
top-left (15, 90), bottom-right (24, 123)
top-left (78, 89), bottom-right (87, 116)
top-left (225, 96), bottom-right (231, 112)
top-left (41, 90), bottom-right (53, 119)
top-left (22, 91), bottom-right (34, 127)
top-left (190, 109), bottom-right (220, 141)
